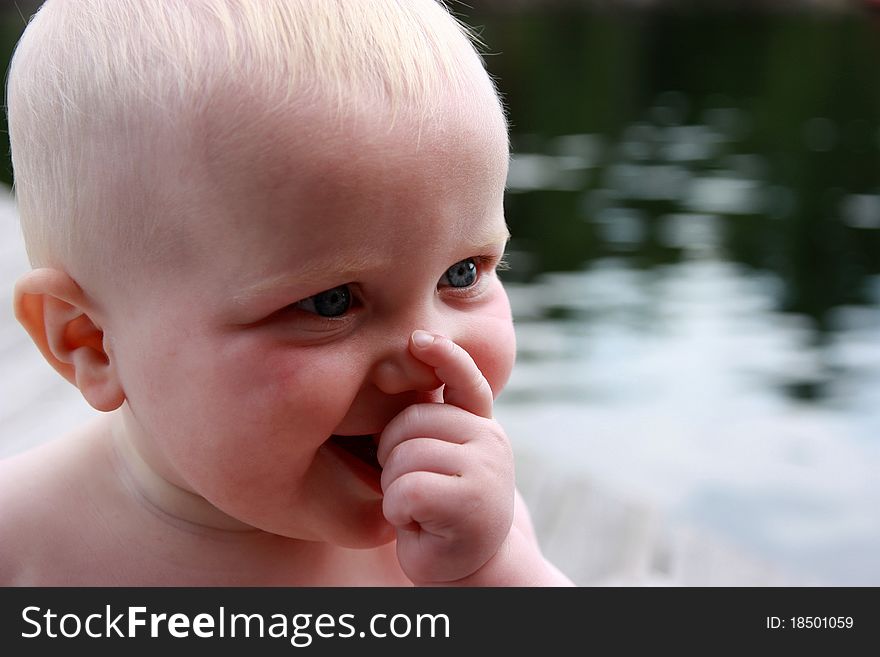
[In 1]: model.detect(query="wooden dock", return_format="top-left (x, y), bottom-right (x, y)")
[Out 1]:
top-left (513, 447), bottom-right (816, 585)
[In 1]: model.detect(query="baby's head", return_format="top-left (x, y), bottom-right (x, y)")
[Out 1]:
top-left (9, 0), bottom-right (514, 548)
top-left (9, 0), bottom-right (507, 298)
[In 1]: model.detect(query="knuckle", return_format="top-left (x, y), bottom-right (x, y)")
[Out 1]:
top-left (386, 403), bottom-right (428, 436)
top-left (397, 404), bottom-right (431, 437)
top-left (466, 367), bottom-right (487, 394)
top-left (483, 420), bottom-right (511, 453)
top-left (446, 340), bottom-right (478, 377)
top-left (439, 335), bottom-right (459, 356)
top-left (398, 472), bottom-right (430, 510)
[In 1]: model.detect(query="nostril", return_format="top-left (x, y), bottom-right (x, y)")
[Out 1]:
top-left (371, 357), bottom-right (441, 395)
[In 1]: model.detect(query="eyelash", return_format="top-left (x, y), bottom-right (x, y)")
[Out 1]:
top-left (287, 253), bottom-right (507, 323)
top-left (438, 255), bottom-right (503, 297)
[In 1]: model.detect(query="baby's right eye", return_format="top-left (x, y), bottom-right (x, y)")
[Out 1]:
top-left (295, 285), bottom-right (352, 317)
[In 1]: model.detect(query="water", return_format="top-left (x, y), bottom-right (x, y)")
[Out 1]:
top-left (496, 260), bottom-right (880, 584)
top-left (479, 10), bottom-right (880, 584)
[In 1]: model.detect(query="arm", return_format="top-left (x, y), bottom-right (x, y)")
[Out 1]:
top-left (435, 489), bottom-right (573, 587)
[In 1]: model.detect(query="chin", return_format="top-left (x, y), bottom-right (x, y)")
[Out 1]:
top-left (330, 507), bottom-right (397, 549)
top-left (263, 500), bottom-right (396, 549)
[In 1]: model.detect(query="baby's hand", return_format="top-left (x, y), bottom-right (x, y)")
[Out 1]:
top-left (377, 331), bottom-right (514, 585)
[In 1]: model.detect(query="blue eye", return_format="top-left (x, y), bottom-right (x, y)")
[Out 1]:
top-left (443, 259), bottom-right (477, 288)
top-left (300, 285), bottom-right (352, 317)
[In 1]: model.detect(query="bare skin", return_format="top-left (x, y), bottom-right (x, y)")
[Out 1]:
top-left (0, 415), bottom-right (403, 585)
top-left (0, 400), bottom-right (555, 585)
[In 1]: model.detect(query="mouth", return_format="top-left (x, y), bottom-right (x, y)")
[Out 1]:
top-left (328, 434), bottom-right (381, 471)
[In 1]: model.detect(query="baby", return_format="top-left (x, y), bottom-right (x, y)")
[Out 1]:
top-left (0, 0), bottom-right (571, 586)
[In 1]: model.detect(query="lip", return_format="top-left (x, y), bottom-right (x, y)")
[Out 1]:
top-left (321, 435), bottom-right (383, 494)
top-left (332, 431), bottom-right (383, 441)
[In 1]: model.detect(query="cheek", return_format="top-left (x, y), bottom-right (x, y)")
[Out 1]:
top-left (119, 326), bottom-right (344, 448)
top-left (255, 346), bottom-right (360, 431)
top-left (463, 290), bottom-right (516, 399)
top-left (198, 333), bottom-right (362, 439)
top-left (480, 321), bottom-right (516, 399)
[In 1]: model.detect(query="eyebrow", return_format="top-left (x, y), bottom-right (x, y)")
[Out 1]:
top-left (469, 228), bottom-right (512, 253)
top-left (232, 227), bottom-right (511, 306)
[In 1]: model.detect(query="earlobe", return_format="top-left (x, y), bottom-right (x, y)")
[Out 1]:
top-left (14, 268), bottom-right (125, 412)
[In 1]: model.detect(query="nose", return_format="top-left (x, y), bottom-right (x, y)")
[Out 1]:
top-left (369, 336), bottom-right (443, 395)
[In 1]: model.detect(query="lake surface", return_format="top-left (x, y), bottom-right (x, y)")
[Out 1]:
top-left (476, 9), bottom-right (880, 584)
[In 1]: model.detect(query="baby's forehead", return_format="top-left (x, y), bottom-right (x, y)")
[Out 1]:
top-left (9, 0), bottom-right (509, 310)
top-left (191, 84), bottom-right (507, 198)
top-left (172, 90), bottom-right (507, 247)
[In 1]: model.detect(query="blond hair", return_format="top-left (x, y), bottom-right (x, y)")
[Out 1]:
top-left (7, 0), bottom-right (502, 290)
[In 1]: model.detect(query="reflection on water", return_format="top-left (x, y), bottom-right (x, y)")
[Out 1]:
top-left (497, 260), bottom-right (880, 584)
top-left (480, 9), bottom-right (880, 584)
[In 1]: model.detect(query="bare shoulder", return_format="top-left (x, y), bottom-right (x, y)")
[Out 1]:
top-left (0, 428), bottom-right (113, 585)
top-left (0, 443), bottom-right (58, 584)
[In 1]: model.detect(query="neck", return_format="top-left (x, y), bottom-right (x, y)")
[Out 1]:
top-left (109, 408), bottom-right (256, 533)
top-left (103, 410), bottom-right (408, 585)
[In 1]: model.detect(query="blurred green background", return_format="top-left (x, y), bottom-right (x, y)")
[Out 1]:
top-left (470, 3), bottom-right (880, 345)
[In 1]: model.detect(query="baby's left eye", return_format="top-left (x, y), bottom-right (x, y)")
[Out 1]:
top-left (440, 258), bottom-right (478, 288)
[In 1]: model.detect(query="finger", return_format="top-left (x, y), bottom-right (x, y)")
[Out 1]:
top-left (376, 402), bottom-right (488, 467)
top-left (380, 437), bottom-right (465, 493)
top-left (384, 470), bottom-right (481, 583)
top-left (409, 331), bottom-right (493, 418)
top-left (382, 470), bottom-right (470, 532)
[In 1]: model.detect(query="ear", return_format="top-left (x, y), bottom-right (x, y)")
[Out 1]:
top-left (14, 268), bottom-right (125, 412)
